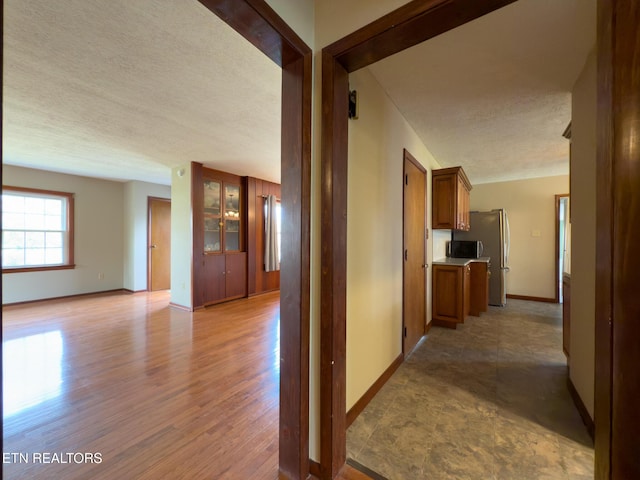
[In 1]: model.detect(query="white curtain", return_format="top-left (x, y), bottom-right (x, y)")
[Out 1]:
top-left (264, 195), bottom-right (280, 272)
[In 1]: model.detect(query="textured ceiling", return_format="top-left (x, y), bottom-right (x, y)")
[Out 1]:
top-left (368, 0), bottom-right (596, 184)
top-left (3, 0), bottom-right (596, 187)
top-left (3, 0), bottom-right (282, 185)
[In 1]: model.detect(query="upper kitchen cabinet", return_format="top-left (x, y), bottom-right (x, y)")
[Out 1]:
top-left (432, 166), bottom-right (472, 231)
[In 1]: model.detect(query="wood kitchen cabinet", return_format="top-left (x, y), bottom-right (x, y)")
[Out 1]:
top-left (432, 166), bottom-right (472, 231)
top-left (432, 263), bottom-right (470, 328)
top-left (432, 259), bottom-right (490, 328)
top-left (469, 261), bottom-right (490, 316)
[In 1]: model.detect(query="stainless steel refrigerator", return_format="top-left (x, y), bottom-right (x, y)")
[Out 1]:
top-left (453, 209), bottom-right (510, 306)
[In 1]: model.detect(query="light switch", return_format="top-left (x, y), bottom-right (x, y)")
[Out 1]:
top-left (531, 229), bottom-right (541, 237)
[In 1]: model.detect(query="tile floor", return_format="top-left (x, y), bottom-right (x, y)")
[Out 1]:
top-left (347, 300), bottom-right (594, 480)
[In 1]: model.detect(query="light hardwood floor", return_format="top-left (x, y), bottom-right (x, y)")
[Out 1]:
top-left (3, 290), bottom-right (283, 479)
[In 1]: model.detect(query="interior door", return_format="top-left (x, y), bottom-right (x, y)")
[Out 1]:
top-left (403, 150), bottom-right (427, 355)
top-left (149, 197), bottom-right (171, 291)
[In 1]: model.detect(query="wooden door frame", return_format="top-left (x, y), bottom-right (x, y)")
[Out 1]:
top-left (320, 1), bottom-right (520, 476)
top-left (402, 149), bottom-right (427, 356)
top-left (147, 196), bottom-right (171, 291)
top-left (321, 0), bottom-right (635, 478)
top-left (196, 2), bottom-right (312, 479)
top-left (595, 1), bottom-right (640, 478)
top-left (554, 194), bottom-right (569, 303)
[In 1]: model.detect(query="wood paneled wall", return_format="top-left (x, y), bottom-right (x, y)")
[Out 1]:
top-left (246, 177), bottom-right (281, 296)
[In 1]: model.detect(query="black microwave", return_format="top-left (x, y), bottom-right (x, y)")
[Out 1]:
top-left (448, 240), bottom-right (484, 259)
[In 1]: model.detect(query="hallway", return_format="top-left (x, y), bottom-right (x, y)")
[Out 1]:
top-left (347, 300), bottom-right (593, 479)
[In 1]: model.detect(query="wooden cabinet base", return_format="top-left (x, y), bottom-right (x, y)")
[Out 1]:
top-left (469, 261), bottom-right (489, 316)
top-left (432, 318), bottom-right (458, 329)
top-left (432, 260), bottom-right (489, 327)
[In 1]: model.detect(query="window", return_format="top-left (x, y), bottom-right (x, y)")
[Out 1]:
top-left (2, 186), bottom-right (75, 272)
top-left (276, 201), bottom-right (281, 257)
top-left (263, 197), bottom-right (281, 270)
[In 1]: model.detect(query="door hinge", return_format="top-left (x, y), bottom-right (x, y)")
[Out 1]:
top-left (404, 249), bottom-right (408, 261)
top-left (404, 327), bottom-right (407, 337)
top-left (405, 174), bottom-right (408, 185)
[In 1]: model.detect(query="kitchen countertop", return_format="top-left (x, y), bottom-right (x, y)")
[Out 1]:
top-left (432, 256), bottom-right (491, 266)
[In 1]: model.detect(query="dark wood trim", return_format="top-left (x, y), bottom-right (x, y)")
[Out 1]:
top-left (170, 302), bottom-right (196, 312)
top-left (2, 289), bottom-right (129, 307)
top-left (321, 3), bottom-right (519, 476)
top-left (279, 52), bottom-right (313, 480)
top-left (506, 294), bottom-right (557, 304)
top-left (345, 459), bottom-right (388, 480)
top-left (324, 0), bottom-right (518, 72)
top-left (2, 185), bottom-right (73, 197)
top-left (554, 194), bottom-right (569, 304)
top-left (309, 460), bottom-right (321, 479)
top-left (567, 375), bottom-right (595, 442)
top-left (320, 49), bottom-right (350, 480)
top-left (432, 318), bottom-right (458, 329)
top-left (196, 3), bottom-right (312, 479)
top-left (246, 177), bottom-right (258, 295)
top-left (191, 162), bottom-right (204, 308)
top-left (425, 321), bottom-right (432, 335)
top-left (346, 354), bottom-right (403, 427)
top-left (596, 1), bottom-right (640, 479)
top-left (595, 1), bottom-right (613, 477)
top-left (2, 264), bottom-right (76, 274)
top-left (197, 0), bottom-right (311, 67)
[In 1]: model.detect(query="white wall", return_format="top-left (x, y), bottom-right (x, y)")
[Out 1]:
top-left (471, 175), bottom-right (569, 299)
top-left (569, 50), bottom-right (596, 419)
top-left (2, 165), bottom-right (124, 303)
top-left (346, 68), bottom-right (443, 410)
top-left (123, 181), bottom-right (171, 292)
top-left (169, 164), bottom-right (193, 309)
top-left (315, 0), bottom-right (414, 48)
top-left (265, 0), bottom-right (315, 49)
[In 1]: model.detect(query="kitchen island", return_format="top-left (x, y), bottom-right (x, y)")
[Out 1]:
top-left (432, 257), bottom-right (491, 328)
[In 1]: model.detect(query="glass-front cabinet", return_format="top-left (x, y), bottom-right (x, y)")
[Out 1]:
top-left (203, 177), bottom-right (242, 254)
top-left (203, 179), bottom-right (221, 253)
top-left (224, 184), bottom-right (241, 251)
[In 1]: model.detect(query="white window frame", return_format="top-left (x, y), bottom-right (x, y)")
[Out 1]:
top-left (2, 186), bottom-right (75, 273)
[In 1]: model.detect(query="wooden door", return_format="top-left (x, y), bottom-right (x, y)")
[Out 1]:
top-left (403, 150), bottom-right (427, 355)
top-left (149, 198), bottom-right (171, 291)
